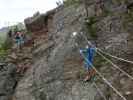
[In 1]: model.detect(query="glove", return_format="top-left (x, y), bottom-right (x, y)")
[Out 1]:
top-left (79, 50), bottom-right (82, 53)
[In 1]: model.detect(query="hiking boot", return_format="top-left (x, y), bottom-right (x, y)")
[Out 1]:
top-left (83, 69), bottom-right (96, 82)
top-left (83, 75), bottom-right (92, 82)
top-left (83, 71), bottom-right (91, 82)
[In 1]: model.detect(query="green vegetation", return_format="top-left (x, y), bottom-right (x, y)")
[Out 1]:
top-left (63, 0), bottom-right (80, 6)
top-left (0, 23), bottom-right (25, 59)
top-left (94, 54), bottom-right (108, 68)
top-left (94, 51), bottom-right (114, 69)
top-left (122, 8), bottom-right (133, 31)
top-left (85, 16), bottom-right (98, 39)
top-left (112, 0), bottom-right (129, 5)
top-left (0, 40), bottom-right (11, 58)
top-left (10, 23), bottom-right (25, 31)
top-left (0, 48), bottom-right (8, 57)
top-left (26, 31), bottom-right (32, 36)
top-left (0, 32), bottom-right (12, 58)
top-left (0, 33), bottom-right (8, 58)
top-left (0, 37), bottom-right (5, 44)
top-left (102, 8), bottom-right (112, 17)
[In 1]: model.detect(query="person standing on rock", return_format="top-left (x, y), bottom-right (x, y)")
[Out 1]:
top-left (80, 45), bottom-right (96, 82)
top-left (14, 31), bottom-right (24, 50)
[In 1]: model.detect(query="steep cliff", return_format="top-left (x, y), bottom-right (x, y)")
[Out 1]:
top-left (7, 0), bottom-right (133, 100)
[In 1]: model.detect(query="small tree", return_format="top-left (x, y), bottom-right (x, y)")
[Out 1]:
top-left (56, 0), bottom-right (63, 6)
top-left (2, 33), bottom-right (13, 51)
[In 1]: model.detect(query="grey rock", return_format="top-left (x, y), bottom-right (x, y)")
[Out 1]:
top-left (12, 1), bottom-right (133, 100)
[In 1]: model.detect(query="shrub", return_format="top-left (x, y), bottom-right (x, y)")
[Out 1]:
top-left (56, 0), bottom-right (63, 6)
top-left (85, 16), bottom-right (98, 39)
top-left (2, 39), bottom-right (12, 50)
top-left (94, 54), bottom-right (109, 69)
top-left (122, 9), bottom-right (133, 31)
top-left (0, 35), bottom-right (12, 58)
top-left (112, 0), bottom-right (129, 5)
top-left (102, 9), bottom-right (112, 17)
top-left (63, 0), bottom-right (80, 6)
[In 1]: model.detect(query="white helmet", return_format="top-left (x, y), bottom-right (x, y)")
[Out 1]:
top-left (72, 32), bottom-right (77, 36)
top-left (86, 45), bottom-right (89, 49)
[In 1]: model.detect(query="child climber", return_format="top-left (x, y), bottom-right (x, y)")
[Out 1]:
top-left (80, 45), bottom-right (96, 82)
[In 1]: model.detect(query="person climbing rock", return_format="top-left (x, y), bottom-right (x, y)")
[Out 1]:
top-left (80, 45), bottom-right (96, 82)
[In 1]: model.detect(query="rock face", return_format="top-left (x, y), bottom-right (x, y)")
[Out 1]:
top-left (0, 63), bottom-right (17, 100)
top-left (24, 9), bottom-right (56, 34)
top-left (0, 38), bottom-right (33, 100)
top-left (11, 0), bottom-right (133, 100)
top-left (14, 5), bottom-right (98, 100)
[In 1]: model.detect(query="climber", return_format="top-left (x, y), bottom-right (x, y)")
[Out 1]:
top-left (14, 31), bottom-right (24, 50)
top-left (80, 45), bottom-right (96, 82)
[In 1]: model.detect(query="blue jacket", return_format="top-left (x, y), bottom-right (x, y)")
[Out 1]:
top-left (80, 47), bottom-right (95, 67)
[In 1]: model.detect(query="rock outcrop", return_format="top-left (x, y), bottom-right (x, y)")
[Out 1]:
top-left (0, 39), bottom-right (33, 100)
top-left (24, 9), bottom-right (56, 34)
top-left (0, 63), bottom-right (17, 100)
top-left (2, 0), bottom-right (133, 100)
